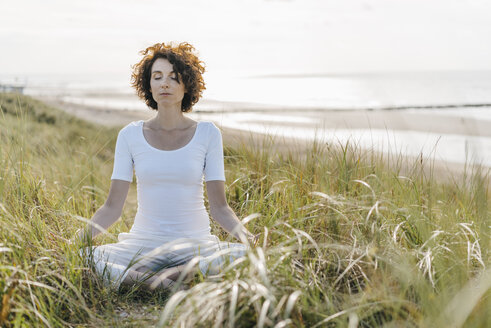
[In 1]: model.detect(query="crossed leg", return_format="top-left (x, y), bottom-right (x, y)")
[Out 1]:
top-left (122, 263), bottom-right (196, 291)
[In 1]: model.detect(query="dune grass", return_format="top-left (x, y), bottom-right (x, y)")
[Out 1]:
top-left (0, 93), bottom-right (490, 327)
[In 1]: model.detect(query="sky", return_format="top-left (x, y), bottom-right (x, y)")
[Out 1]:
top-left (1, 0), bottom-right (491, 80)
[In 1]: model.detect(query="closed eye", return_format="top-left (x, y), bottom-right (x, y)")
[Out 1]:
top-left (152, 74), bottom-right (179, 82)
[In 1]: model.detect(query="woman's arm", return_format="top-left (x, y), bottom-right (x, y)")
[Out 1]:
top-left (72, 179), bottom-right (130, 243)
top-left (206, 180), bottom-right (257, 245)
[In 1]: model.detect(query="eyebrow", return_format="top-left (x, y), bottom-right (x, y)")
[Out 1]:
top-left (151, 70), bottom-right (176, 75)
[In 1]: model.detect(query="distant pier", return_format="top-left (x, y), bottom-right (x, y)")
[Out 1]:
top-left (0, 83), bottom-right (25, 94)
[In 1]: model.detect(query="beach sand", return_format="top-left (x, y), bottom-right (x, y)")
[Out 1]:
top-left (36, 96), bottom-right (490, 184)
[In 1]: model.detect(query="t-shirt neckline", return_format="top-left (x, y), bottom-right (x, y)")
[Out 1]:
top-left (139, 120), bottom-right (201, 152)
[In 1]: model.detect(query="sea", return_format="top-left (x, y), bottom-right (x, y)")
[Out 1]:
top-left (5, 70), bottom-right (491, 168)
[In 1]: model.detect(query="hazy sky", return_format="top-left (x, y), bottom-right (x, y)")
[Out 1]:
top-left (1, 0), bottom-right (491, 78)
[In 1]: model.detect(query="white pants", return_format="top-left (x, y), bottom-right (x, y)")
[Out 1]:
top-left (79, 232), bottom-right (248, 289)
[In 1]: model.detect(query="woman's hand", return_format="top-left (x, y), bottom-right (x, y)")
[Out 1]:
top-left (248, 233), bottom-right (260, 247)
top-left (69, 228), bottom-right (84, 246)
top-left (47, 231), bottom-right (74, 245)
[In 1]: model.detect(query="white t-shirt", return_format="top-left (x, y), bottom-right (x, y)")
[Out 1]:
top-left (110, 120), bottom-right (226, 238)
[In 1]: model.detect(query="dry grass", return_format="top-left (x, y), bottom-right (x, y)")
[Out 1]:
top-left (0, 93), bottom-right (490, 327)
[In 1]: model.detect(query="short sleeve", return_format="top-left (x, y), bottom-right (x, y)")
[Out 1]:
top-left (204, 123), bottom-right (226, 182)
top-left (110, 130), bottom-right (134, 182)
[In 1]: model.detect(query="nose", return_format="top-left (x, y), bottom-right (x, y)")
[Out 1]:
top-left (160, 79), bottom-right (170, 89)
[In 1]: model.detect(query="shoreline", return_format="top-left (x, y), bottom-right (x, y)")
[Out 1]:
top-left (35, 96), bottom-right (490, 185)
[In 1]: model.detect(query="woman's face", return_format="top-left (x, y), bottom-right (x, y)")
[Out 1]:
top-left (149, 58), bottom-right (186, 107)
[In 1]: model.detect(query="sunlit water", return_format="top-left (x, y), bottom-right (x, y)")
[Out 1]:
top-left (198, 111), bottom-right (491, 167)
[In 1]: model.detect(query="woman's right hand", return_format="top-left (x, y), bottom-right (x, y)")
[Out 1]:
top-left (68, 229), bottom-right (82, 246)
top-left (47, 231), bottom-right (76, 246)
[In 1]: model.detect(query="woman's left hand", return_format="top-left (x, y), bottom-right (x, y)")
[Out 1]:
top-left (248, 233), bottom-right (260, 247)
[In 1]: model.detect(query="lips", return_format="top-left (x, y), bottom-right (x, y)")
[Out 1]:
top-left (160, 92), bottom-right (172, 96)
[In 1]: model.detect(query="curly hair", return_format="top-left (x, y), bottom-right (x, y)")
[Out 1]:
top-left (131, 42), bottom-right (206, 112)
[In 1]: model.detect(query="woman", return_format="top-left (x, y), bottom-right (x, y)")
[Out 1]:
top-left (75, 42), bottom-right (257, 290)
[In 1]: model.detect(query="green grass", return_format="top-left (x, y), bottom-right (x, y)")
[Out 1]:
top-left (0, 93), bottom-right (490, 327)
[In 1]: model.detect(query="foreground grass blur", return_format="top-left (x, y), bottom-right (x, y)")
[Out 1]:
top-left (0, 93), bottom-right (490, 327)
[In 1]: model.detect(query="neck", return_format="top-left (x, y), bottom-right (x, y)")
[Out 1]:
top-left (153, 103), bottom-right (187, 129)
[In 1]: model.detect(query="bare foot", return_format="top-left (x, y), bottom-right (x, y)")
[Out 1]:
top-left (149, 277), bottom-right (187, 291)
